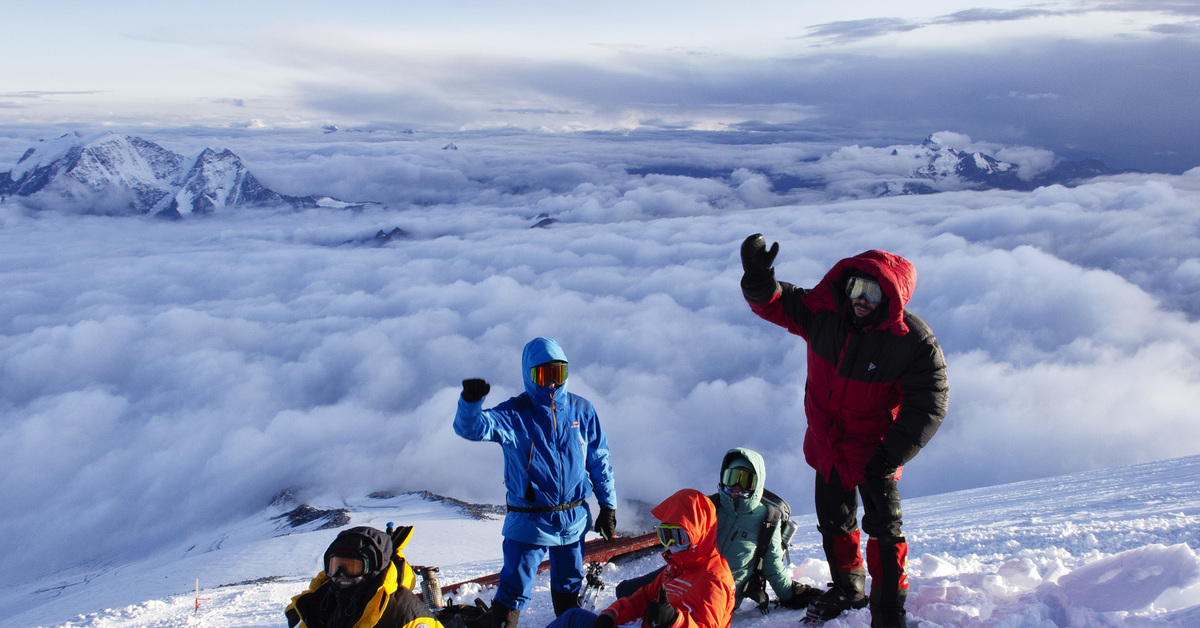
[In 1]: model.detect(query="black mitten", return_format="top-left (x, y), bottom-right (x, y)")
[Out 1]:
top-left (645, 585), bottom-right (679, 628)
top-left (594, 506), bottom-right (617, 541)
top-left (461, 378), bottom-right (491, 403)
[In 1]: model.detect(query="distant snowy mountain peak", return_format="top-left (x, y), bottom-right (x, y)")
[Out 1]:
top-left (0, 132), bottom-right (188, 214)
top-left (163, 147), bottom-right (287, 217)
top-left (0, 133), bottom-right (365, 217)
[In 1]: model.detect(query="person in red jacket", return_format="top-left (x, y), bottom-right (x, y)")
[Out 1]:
top-left (543, 488), bottom-right (735, 628)
top-left (739, 235), bottom-right (949, 628)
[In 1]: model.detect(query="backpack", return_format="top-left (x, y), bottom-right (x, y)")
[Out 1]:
top-left (756, 488), bottom-right (796, 568)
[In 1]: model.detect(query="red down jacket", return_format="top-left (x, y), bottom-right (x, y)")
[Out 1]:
top-left (744, 249), bottom-right (949, 489)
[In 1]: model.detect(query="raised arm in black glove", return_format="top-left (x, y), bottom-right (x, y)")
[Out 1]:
top-left (645, 585), bottom-right (679, 628)
top-left (594, 505), bottom-right (617, 541)
top-left (741, 233), bottom-right (779, 275)
top-left (740, 234), bottom-right (780, 303)
top-left (461, 378), bottom-right (491, 403)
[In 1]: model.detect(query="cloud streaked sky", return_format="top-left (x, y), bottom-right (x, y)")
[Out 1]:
top-left (2, 1), bottom-right (1198, 172)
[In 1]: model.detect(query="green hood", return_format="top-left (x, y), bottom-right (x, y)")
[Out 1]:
top-left (719, 447), bottom-right (766, 512)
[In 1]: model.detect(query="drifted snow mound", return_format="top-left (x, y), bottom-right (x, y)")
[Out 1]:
top-left (1039, 543), bottom-right (1200, 624)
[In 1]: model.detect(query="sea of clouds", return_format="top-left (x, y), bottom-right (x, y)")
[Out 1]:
top-left (2, 127), bottom-right (1199, 591)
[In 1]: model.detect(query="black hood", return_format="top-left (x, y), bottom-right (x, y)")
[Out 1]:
top-left (324, 526), bottom-right (393, 580)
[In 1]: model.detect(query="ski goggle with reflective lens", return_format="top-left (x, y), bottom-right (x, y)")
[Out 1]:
top-left (656, 524), bottom-right (690, 548)
top-left (846, 277), bottom-right (883, 304)
top-left (530, 362), bottom-right (568, 387)
top-left (721, 466), bottom-right (755, 492)
top-left (327, 554), bottom-right (367, 579)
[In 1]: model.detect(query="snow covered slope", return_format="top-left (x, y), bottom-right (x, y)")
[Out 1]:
top-left (5, 455), bottom-right (1198, 628)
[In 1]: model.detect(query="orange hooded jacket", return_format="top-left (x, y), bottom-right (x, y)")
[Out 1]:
top-left (601, 489), bottom-right (735, 628)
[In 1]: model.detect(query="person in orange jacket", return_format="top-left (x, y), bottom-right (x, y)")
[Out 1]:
top-left (543, 488), bottom-right (735, 628)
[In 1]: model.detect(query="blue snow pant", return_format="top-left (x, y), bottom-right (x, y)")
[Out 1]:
top-left (544, 608), bottom-right (601, 628)
top-left (495, 537), bottom-right (586, 611)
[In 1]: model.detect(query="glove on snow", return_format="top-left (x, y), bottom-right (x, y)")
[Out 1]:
top-left (779, 581), bottom-right (823, 610)
top-left (594, 506), bottom-right (617, 541)
top-left (461, 378), bottom-right (491, 403)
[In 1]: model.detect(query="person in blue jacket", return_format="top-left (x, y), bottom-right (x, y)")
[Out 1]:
top-left (455, 337), bottom-right (618, 628)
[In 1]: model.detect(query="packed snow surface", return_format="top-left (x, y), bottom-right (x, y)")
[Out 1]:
top-left (6, 455), bottom-right (1199, 627)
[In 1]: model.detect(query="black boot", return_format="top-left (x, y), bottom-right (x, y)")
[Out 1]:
top-left (869, 589), bottom-right (907, 628)
top-left (805, 567), bottom-right (868, 623)
top-left (806, 529), bottom-right (869, 623)
top-left (551, 590), bottom-right (580, 616)
top-left (491, 601), bottom-right (520, 628)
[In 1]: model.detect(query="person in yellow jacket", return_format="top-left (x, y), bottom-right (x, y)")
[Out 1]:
top-left (286, 525), bottom-right (445, 628)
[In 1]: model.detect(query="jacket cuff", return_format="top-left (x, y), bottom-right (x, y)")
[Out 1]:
top-left (741, 271), bottom-right (779, 304)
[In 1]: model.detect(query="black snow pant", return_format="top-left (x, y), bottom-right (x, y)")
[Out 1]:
top-left (815, 468), bottom-right (909, 626)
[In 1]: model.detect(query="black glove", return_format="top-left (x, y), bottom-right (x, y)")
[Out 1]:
top-left (594, 506), bottom-right (617, 541)
top-left (864, 449), bottom-right (899, 481)
top-left (740, 234), bottom-right (779, 276)
top-left (593, 613), bottom-right (616, 628)
top-left (461, 378), bottom-right (490, 403)
top-left (645, 585), bottom-right (679, 628)
top-left (779, 581), bottom-right (823, 610)
top-left (744, 570), bottom-right (769, 614)
top-left (740, 234), bottom-right (780, 303)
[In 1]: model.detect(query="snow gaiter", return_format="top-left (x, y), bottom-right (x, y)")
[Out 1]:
top-left (822, 528), bottom-right (867, 597)
top-left (867, 535), bottom-right (909, 628)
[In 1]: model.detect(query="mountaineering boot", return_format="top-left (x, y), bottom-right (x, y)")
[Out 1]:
top-left (804, 529), bottom-right (868, 623)
top-left (490, 601), bottom-right (520, 628)
top-left (803, 569), bottom-right (868, 623)
top-left (867, 536), bottom-right (910, 628)
top-left (869, 589), bottom-right (908, 628)
top-left (551, 590), bottom-right (581, 616)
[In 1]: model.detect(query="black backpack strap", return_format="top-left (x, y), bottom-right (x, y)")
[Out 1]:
top-left (752, 501), bottom-right (782, 571)
top-left (744, 503), bottom-right (780, 609)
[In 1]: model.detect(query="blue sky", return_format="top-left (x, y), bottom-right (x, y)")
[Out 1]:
top-left (3, 0), bottom-right (1199, 172)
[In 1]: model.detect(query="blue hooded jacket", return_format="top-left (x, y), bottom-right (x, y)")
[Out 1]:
top-left (454, 337), bottom-right (617, 546)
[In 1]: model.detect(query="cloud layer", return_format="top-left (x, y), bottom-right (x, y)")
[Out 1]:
top-left (2, 129), bottom-right (1200, 593)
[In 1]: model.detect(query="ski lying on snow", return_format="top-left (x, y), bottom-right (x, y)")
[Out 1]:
top-left (426, 532), bottom-right (660, 600)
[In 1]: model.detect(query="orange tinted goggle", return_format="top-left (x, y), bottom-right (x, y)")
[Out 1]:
top-left (327, 555), bottom-right (367, 578)
top-left (721, 467), bottom-right (755, 492)
top-left (530, 362), bottom-right (568, 387)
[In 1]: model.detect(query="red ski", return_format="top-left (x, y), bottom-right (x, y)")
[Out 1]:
top-left (432, 532), bottom-right (659, 599)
